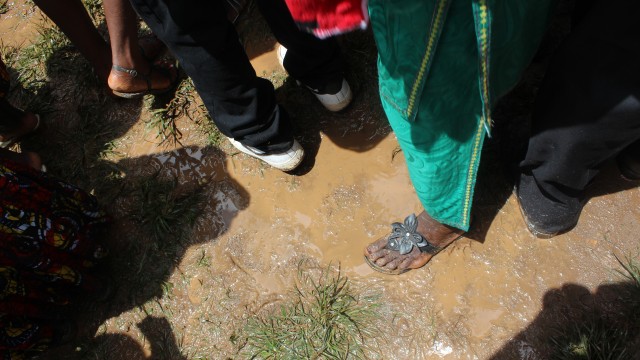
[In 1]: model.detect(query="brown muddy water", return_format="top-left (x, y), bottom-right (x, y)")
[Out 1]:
top-left (3, 2), bottom-right (640, 359)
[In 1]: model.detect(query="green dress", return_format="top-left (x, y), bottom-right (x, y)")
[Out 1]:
top-left (369, 0), bottom-right (553, 230)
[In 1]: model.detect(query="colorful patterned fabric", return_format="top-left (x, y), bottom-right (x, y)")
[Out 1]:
top-left (369, 0), bottom-right (553, 230)
top-left (0, 160), bottom-right (109, 359)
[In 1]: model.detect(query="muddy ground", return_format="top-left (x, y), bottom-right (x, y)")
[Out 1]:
top-left (2, 1), bottom-right (640, 359)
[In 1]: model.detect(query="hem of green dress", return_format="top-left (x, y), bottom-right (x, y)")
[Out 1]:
top-left (457, 119), bottom-right (486, 232)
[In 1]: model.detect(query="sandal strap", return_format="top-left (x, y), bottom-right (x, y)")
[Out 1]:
top-left (111, 64), bottom-right (153, 91)
top-left (112, 64), bottom-right (138, 77)
top-left (386, 213), bottom-right (441, 255)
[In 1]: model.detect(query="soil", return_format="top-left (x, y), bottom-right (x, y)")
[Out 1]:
top-left (2, 1), bottom-right (639, 359)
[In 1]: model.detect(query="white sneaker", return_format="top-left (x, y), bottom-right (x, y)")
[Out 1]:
top-left (277, 44), bottom-right (353, 112)
top-left (228, 137), bottom-right (305, 171)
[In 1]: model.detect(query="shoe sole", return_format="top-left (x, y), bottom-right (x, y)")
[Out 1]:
top-left (314, 79), bottom-right (353, 112)
top-left (228, 138), bottom-right (305, 171)
top-left (513, 186), bottom-right (559, 239)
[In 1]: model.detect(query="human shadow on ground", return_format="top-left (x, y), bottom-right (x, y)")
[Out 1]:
top-left (490, 281), bottom-right (640, 359)
top-left (12, 34), bottom-right (246, 356)
top-left (4, 12), bottom-right (241, 360)
top-left (69, 317), bottom-right (187, 360)
top-left (39, 145), bottom-right (249, 359)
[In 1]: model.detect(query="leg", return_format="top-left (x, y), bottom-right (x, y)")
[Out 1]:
top-left (517, 0), bottom-right (640, 237)
top-left (364, 0), bottom-right (553, 272)
top-left (33, 0), bottom-right (111, 81)
top-left (255, 0), bottom-right (343, 90)
top-left (256, 0), bottom-right (351, 111)
top-left (103, 0), bottom-right (173, 95)
top-left (127, 0), bottom-right (295, 153)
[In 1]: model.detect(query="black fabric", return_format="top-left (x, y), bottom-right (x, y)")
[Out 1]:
top-left (518, 0), bottom-right (640, 232)
top-left (127, 0), bottom-right (341, 153)
top-left (255, 0), bottom-right (344, 93)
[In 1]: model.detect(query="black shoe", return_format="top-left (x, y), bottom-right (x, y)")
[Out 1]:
top-left (617, 147), bottom-right (640, 181)
top-left (514, 173), bottom-right (584, 238)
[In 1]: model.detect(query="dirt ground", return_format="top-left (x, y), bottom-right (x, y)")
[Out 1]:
top-left (2, 1), bottom-right (640, 359)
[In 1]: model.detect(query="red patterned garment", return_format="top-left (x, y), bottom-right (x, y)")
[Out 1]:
top-left (284, 0), bottom-right (368, 39)
top-left (0, 160), bottom-right (109, 359)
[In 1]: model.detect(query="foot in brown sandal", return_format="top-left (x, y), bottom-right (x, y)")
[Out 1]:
top-left (108, 62), bottom-right (178, 99)
top-left (364, 211), bottom-right (465, 275)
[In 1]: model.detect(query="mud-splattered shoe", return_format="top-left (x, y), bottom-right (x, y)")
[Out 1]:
top-left (514, 173), bottom-right (584, 238)
top-left (277, 45), bottom-right (353, 112)
top-left (228, 137), bottom-right (304, 171)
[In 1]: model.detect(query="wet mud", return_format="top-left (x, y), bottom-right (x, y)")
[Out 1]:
top-left (2, 2), bottom-right (640, 359)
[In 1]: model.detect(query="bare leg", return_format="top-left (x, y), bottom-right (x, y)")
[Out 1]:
top-left (103, 0), bottom-right (172, 94)
top-left (103, 0), bottom-right (147, 73)
top-left (33, 0), bottom-right (111, 81)
top-left (364, 211), bottom-right (465, 274)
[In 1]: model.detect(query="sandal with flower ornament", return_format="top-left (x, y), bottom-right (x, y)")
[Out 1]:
top-left (364, 213), bottom-right (465, 275)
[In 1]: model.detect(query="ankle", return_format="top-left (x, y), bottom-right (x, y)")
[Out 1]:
top-left (416, 211), bottom-right (462, 243)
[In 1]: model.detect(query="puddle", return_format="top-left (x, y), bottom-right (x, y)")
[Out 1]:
top-left (0, 1), bottom-right (41, 47)
top-left (4, 2), bottom-right (640, 359)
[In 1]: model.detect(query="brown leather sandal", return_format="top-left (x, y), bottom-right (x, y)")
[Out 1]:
top-left (109, 63), bottom-right (178, 99)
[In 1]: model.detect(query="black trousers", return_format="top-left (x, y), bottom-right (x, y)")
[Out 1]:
top-left (518, 0), bottom-right (640, 231)
top-left (128, 0), bottom-right (342, 153)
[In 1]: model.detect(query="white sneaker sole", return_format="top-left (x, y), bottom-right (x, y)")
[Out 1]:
top-left (228, 138), bottom-right (305, 171)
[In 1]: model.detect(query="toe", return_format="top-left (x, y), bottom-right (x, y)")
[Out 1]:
top-left (384, 257), bottom-right (404, 271)
top-left (365, 237), bottom-right (389, 255)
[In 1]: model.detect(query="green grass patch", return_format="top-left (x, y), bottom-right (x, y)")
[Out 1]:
top-left (550, 318), bottom-right (631, 360)
top-left (146, 78), bottom-right (221, 146)
top-left (616, 254), bottom-right (640, 288)
top-left (130, 173), bottom-right (206, 242)
top-left (241, 265), bottom-right (381, 359)
top-left (81, 0), bottom-right (106, 25)
top-left (549, 255), bottom-right (640, 360)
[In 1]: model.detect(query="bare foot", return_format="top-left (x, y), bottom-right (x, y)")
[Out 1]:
top-left (0, 112), bottom-right (40, 143)
top-left (364, 211), bottom-right (465, 274)
top-left (23, 151), bottom-right (43, 171)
